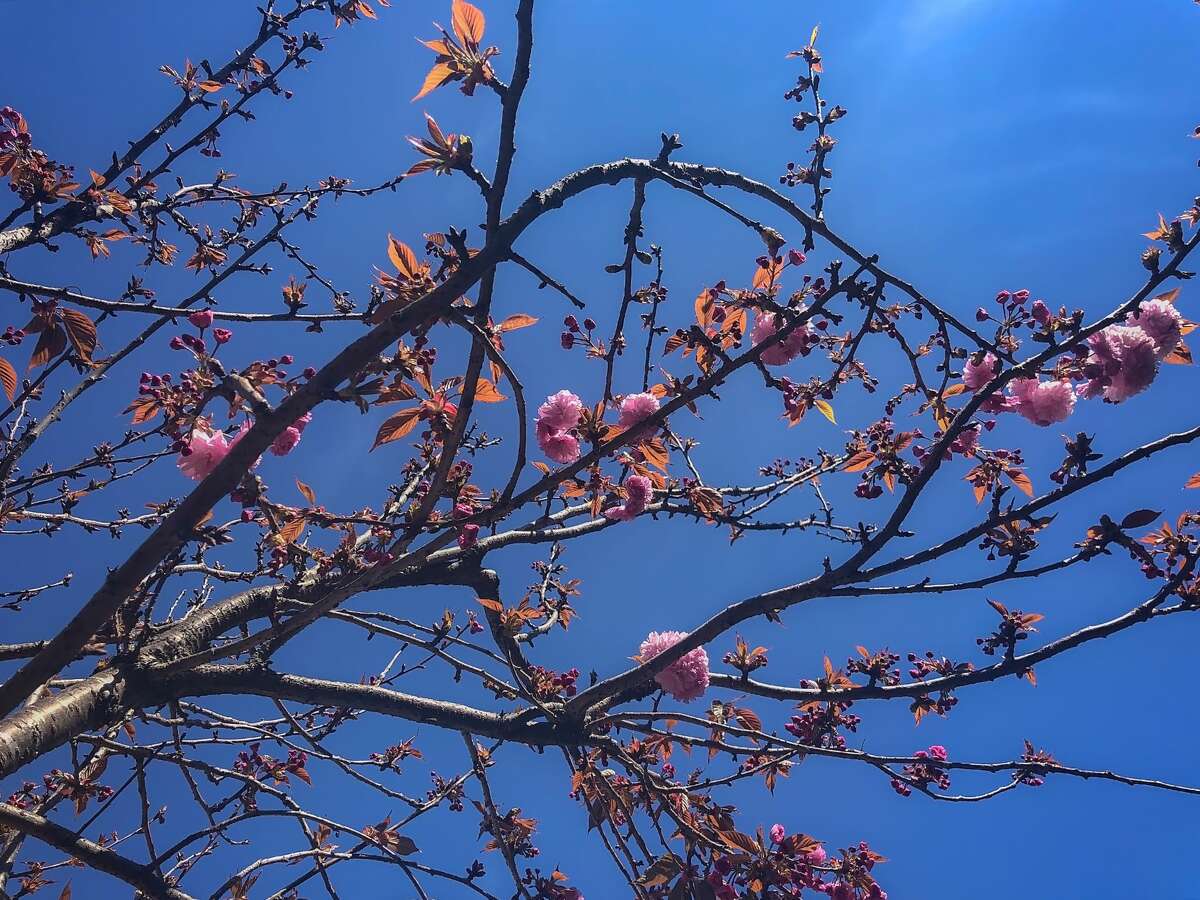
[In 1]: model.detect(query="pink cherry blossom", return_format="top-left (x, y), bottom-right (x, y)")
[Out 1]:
top-left (270, 413), bottom-right (312, 457)
top-left (187, 309), bottom-right (214, 329)
top-left (537, 421), bottom-right (581, 464)
top-left (962, 352), bottom-right (998, 391)
top-left (1009, 378), bottom-right (1075, 426)
top-left (769, 823), bottom-right (786, 844)
top-left (177, 422), bottom-right (253, 481)
top-left (537, 390), bottom-right (583, 432)
top-left (1127, 298), bottom-right (1183, 360)
top-left (271, 426), bottom-right (302, 457)
top-left (751, 310), bottom-right (815, 366)
top-left (535, 390), bottom-right (583, 463)
top-left (617, 391), bottom-right (660, 441)
top-left (604, 474), bottom-right (653, 522)
top-left (806, 845), bottom-right (828, 866)
top-left (1081, 325), bottom-right (1158, 402)
top-left (638, 630), bottom-right (710, 702)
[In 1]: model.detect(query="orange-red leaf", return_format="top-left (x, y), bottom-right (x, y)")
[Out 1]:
top-left (372, 407), bottom-right (421, 449)
top-left (1163, 341), bottom-right (1192, 365)
top-left (694, 288), bottom-right (714, 328)
top-left (474, 378), bottom-right (507, 403)
top-left (497, 313), bottom-right (538, 332)
top-left (275, 516), bottom-right (307, 546)
top-left (451, 0), bottom-right (486, 45)
top-left (28, 326), bottom-right (67, 369)
top-left (752, 258), bottom-right (783, 290)
top-left (1007, 469), bottom-right (1034, 497)
top-left (639, 437), bottom-right (670, 472)
top-left (414, 62), bottom-right (455, 100)
top-left (296, 479), bottom-right (316, 506)
top-left (387, 235), bottom-right (419, 278)
top-left (124, 395), bottom-right (160, 425)
top-left (843, 451), bottom-right (875, 473)
top-left (0, 357), bottom-right (16, 401)
top-left (378, 381), bottom-right (418, 404)
top-left (60, 308), bottom-right (97, 363)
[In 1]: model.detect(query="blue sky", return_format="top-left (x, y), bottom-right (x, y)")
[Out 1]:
top-left (3, 1), bottom-right (1200, 897)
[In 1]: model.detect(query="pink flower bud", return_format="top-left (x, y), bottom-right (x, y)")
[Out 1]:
top-left (457, 523), bottom-right (480, 549)
top-left (188, 309), bottom-right (214, 329)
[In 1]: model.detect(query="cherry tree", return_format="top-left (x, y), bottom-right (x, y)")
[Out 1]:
top-left (1, 2), bottom-right (1199, 898)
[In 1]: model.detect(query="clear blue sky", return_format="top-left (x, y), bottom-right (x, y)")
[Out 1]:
top-left (3, 1), bottom-right (1199, 897)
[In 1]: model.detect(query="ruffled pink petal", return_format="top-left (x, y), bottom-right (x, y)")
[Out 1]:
top-left (537, 423), bottom-right (581, 464)
top-left (1127, 299), bottom-right (1183, 360)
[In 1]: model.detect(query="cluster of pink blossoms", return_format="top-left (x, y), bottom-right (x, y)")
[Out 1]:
top-left (751, 309), bottom-right (818, 366)
top-left (963, 353), bottom-right (1076, 425)
top-left (637, 630), bottom-right (710, 702)
top-left (453, 502), bottom-right (479, 550)
top-left (961, 297), bottom-right (1183, 427)
top-left (535, 390), bottom-right (583, 464)
top-left (604, 474), bottom-right (653, 522)
top-left (534, 391), bottom-right (660, 522)
top-left (535, 388), bottom-right (662, 463)
top-left (176, 412), bottom-right (311, 481)
top-left (1080, 298), bottom-right (1182, 400)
